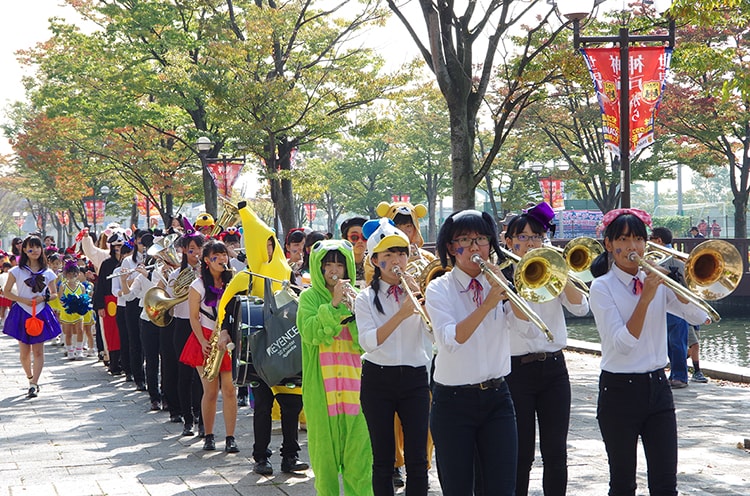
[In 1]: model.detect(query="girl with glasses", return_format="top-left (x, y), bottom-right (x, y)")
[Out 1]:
top-left (503, 202), bottom-right (589, 496)
top-left (2, 236), bottom-right (62, 398)
top-left (424, 209), bottom-right (521, 495)
top-left (340, 217), bottom-right (367, 285)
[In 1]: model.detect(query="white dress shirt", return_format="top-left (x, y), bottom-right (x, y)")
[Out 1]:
top-left (355, 283), bottom-right (433, 368)
top-left (128, 272), bottom-right (156, 321)
top-left (425, 266), bottom-right (511, 386)
top-left (507, 290), bottom-right (589, 355)
top-left (589, 263), bottom-right (709, 374)
top-left (168, 266), bottom-right (197, 320)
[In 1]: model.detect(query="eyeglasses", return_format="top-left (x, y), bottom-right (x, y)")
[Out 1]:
top-left (451, 236), bottom-right (491, 248)
top-left (347, 234), bottom-right (364, 242)
top-left (514, 234), bottom-right (544, 242)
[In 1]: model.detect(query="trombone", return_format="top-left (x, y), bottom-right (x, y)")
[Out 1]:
top-left (628, 252), bottom-right (722, 322)
top-left (497, 246), bottom-right (570, 303)
top-left (471, 254), bottom-right (554, 342)
top-left (549, 237), bottom-right (604, 294)
top-left (392, 266), bottom-right (433, 332)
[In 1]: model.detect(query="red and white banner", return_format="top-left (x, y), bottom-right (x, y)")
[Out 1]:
top-left (136, 194), bottom-right (160, 217)
top-left (303, 203), bottom-right (317, 223)
top-left (83, 199), bottom-right (106, 226)
top-left (580, 46), bottom-right (672, 157)
top-left (56, 210), bottom-right (70, 226)
top-left (538, 178), bottom-right (565, 210)
top-left (207, 160), bottom-right (245, 198)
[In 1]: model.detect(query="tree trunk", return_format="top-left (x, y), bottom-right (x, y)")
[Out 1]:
top-left (450, 108), bottom-right (475, 211)
top-left (732, 192), bottom-right (748, 239)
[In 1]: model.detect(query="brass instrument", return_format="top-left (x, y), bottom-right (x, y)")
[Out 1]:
top-left (417, 259), bottom-right (452, 294)
top-left (143, 267), bottom-right (196, 326)
top-left (147, 233), bottom-right (182, 267)
top-left (332, 274), bottom-right (357, 312)
top-left (645, 240), bottom-right (743, 301)
top-left (497, 246), bottom-right (569, 304)
top-left (209, 198), bottom-right (241, 238)
top-left (628, 252), bottom-right (722, 322)
top-left (392, 266), bottom-right (432, 332)
top-left (203, 263), bottom-right (234, 381)
top-left (471, 254), bottom-right (554, 342)
top-left (546, 237), bottom-right (603, 294)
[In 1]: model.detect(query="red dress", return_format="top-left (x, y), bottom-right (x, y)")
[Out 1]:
top-left (178, 279), bottom-right (231, 372)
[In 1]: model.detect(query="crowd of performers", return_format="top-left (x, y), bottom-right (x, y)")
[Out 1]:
top-left (0, 199), bottom-right (712, 496)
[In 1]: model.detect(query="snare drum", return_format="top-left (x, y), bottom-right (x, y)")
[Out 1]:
top-left (232, 295), bottom-right (264, 386)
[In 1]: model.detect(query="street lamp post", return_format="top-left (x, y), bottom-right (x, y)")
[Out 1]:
top-left (556, 0), bottom-right (675, 209)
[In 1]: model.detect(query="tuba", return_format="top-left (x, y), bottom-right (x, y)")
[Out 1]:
top-left (143, 266), bottom-right (197, 327)
top-left (209, 198), bottom-right (241, 238)
top-left (417, 259), bottom-right (452, 294)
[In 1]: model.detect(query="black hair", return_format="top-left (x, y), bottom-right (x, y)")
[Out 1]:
top-left (2, 262), bottom-right (11, 269)
top-left (505, 214), bottom-right (546, 239)
top-left (591, 213), bottom-right (649, 278)
top-left (392, 213), bottom-right (413, 226)
top-left (435, 210), bottom-right (502, 268)
top-left (181, 234), bottom-right (206, 270)
top-left (320, 249), bottom-right (348, 280)
top-left (302, 231), bottom-right (327, 271)
top-left (200, 240), bottom-right (231, 294)
top-left (285, 229), bottom-right (306, 247)
top-left (18, 236), bottom-right (48, 271)
top-left (63, 261), bottom-right (80, 276)
top-left (651, 226), bottom-right (673, 245)
top-left (11, 237), bottom-right (23, 256)
top-left (340, 217), bottom-right (367, 238)
top-left (369, 246), bottom-right (410, 314)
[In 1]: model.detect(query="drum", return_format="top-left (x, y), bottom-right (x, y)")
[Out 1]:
top-left (232, 295), bottom-right (264, 387)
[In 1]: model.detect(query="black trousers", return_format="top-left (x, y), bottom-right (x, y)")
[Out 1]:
top-left (115, 305), bottom-right (131, 376)
top-left (173, 317), bottom-right (202, 426)
top-left (159, 320), bottom-right (180, 417)
top-left (597, 369), bottom-right (677, 496)
top-left (126, 299), bottom-right (145, 384)
top-left (361, 360), bottom-right (430, 496)
top-left (251, 379), bottom-right (303, 461)
top-left (140, 318), bottom-right (161, 403)
top-left (506, 353), bottom-right (571, 496)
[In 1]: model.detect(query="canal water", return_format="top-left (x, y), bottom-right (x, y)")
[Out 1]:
top-left (567, 316), bottom-right (750, 368)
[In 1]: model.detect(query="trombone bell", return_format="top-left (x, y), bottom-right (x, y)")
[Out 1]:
top-left (685, 240), bottom-right (743, 301)
top-left (515, 247), bottom-right (568, 304)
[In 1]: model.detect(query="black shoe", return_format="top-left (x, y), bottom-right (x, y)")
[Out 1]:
top-left (181, 424), bottom-right (194, 436)
top-left (253, 458), bottom-right (273, 475)
top-left (26, 385), bottom-right (39, 399)
top-left (136, 382), bottom-right (147, 392)
top-left (238, 396), bottom-right (248, 407)
top-left (170, 415), bottom-right (183, 424)
top-left (150, 400), bottom-right (161, 411)
top-left (109, 369), bottom-right (123, 376)
top-left (198, 424), bottom-right (206, 438)
top-left (125, 374), bottom-right (134, 382)
top-left (203, 434), bottom-right (216, 451)
top-left (281, 455), bottom-right (309, 473)
top-left (225, 436), bottom-right (239, 453)
top-left (392, 466), bottom-right (405, 487)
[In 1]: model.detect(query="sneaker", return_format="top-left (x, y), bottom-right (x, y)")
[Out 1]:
top-left (67, 348), bottom-right (75, 360)
top-left (26, 384), bottom-right (39, 399)
top-left (281, 455), bottom-right (309, 473)
top-left (253, 458), bottom-right (273, 475)
top-left (392, 466), bottom-right (405, 487)
top-left (86, 349), bottom-right (97, 358)
top-left (225, 436), bottom-right (239, 453)
top-left (670, 379), bottom-right (688, 389)
top-left (75, 348), bottom-right (84, 360)
top-left (150, 400), bottom-right (161, 411)
top-left (692, 371), bottom-right (709, 383)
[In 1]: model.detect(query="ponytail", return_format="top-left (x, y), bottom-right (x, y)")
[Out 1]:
top-left (371, 266), bottom-right (385, 314)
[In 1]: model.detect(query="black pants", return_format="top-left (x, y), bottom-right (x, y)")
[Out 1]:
top-left (506, 353), bottom-right (571, 496)
top-left (140, 318), bottom-right (161, 403)
top-left (251, 380), bottom-right (302, 461)
top-left (173, 318), bottom-right (202, 426)
top-left (159, 320), bottom-right (180, 417)
top-left (115, 305), bottom-right (131, 376)
top-left (597, 369), bottom-right (677, 496)
top-left (126, 299), bottom-right (145, 384)
top-left (361, 360), bottom-right (430, 496)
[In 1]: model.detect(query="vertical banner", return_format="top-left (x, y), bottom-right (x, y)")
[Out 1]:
top-left (136, 194), bottom-right (160, 217)
top-left (303, 203), bottom-right (317, 223)
top-left (206, 161), bottom-right (245, 198)
top-left (56, 210), bottom-right (70, 226)
top-left (538, 178), bottom-right (565, 210)
top-left (83, 199), bottom-right (106, 225)
top-left (580, 46), bottom-right (672, 157)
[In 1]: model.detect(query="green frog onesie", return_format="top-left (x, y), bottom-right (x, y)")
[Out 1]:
top-left (296, 239), bottom-right (373, 495)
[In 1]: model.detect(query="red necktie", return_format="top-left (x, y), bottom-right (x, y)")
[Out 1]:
top-left (632, 277), bottom-right (643, 296)
top-left (387, 284), bottom-right (404, 303)
top-left (465, 278), bottom-right (484, 307)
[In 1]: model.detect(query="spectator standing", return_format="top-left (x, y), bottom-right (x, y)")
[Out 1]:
top-left (710, 220), bottom-right (721, 238)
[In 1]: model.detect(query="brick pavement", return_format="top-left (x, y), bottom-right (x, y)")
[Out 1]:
top-left (1, 332), bottom-right (749, 495)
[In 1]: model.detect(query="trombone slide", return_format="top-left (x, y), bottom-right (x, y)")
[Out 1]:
top-left (391, 266), bottom-right (433, 333)
top-left (627, 252), bottom-right (720, 322)
top-left (471, 254), bottom-right (554, 342)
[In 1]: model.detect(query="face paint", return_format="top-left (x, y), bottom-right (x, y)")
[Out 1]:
top-left (514, 244), bottom-right (520, 251)
top-left (379, 261), bottom-right (387, 269)
top-left (615, 248), bottom-right (622, 254)
top-left (211, 256), bottom-right (218, 262)
top-left (456, 247), bottom-right (464, 255)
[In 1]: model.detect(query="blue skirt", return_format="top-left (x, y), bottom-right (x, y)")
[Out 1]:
top-left (2, 303), bottom-right (62, 345)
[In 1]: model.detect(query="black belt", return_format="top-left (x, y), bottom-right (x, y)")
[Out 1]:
top-left (515, 350), bottom-right (563, 365)
top-left (440, 377), bottom-right (505, 390)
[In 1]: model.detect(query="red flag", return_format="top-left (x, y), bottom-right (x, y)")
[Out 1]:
top-left (206, 160), bottom-right (245, 198)
top-left (83, 199), bottom-right (106, 225)
top-left (580, 46), bottom-right (672, 157)
top-left (538, 178), bottom-right (565, 210)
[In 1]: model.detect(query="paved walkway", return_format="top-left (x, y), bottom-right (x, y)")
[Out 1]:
top-left (1, 333), bottom-right (749, 495)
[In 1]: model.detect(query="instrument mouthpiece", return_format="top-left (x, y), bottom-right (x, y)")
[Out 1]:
top-left (331, 274), bottom-right (339, 281)
top-left (471, 254), bottom-right (484, 265)
top-left (391, 266), bottom-right (403, 276)
top-left (627, 252), bottom-right (639, 262)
